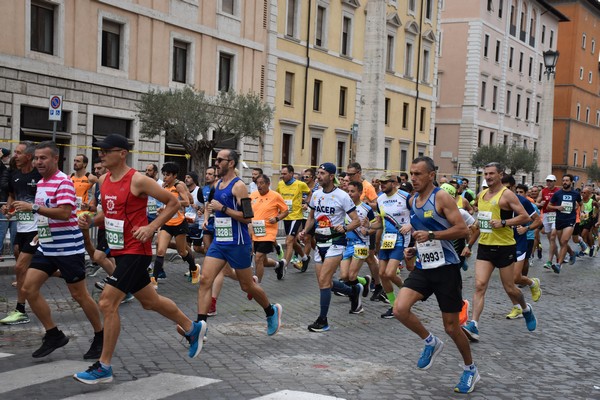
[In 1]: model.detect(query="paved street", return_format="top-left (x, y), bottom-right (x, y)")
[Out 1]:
top-left (0, 239), bottom-right (599, 399)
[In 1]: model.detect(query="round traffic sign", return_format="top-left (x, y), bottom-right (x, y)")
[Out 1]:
top-left (50, 96), bottom-right (61, 109)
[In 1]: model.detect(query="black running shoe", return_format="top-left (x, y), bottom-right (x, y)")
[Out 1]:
top-left (32, 330), bottom-right (69, 358)
top-left (362, 276), bottom-right (372, 298)
top-left (349, 284), bottom-right (363, 314)
top-left (380, 307), bottom-right (394, 319)
top-left (378, 292), bottom-right (390, 304)
top-left (275, 261), bottom-right (284, 280)
top-left (300, 256), bottom-right (311, 273)
top-left (83, 332), bottom-right (104, 360)
top-left (308, 317), bottom-right (330, 332)
top-left (370, 285), bottom-right (383, 301)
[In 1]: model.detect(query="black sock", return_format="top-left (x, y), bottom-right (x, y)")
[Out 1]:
top-left (46, 326), bottom-right (60, 337)
top-left (348, 279), bottom-right (359, 286)
top-left (154, 256), bottom-right (165, 275)
top-left (197, 314), bottom-right (207, 322)
top-left (94, 330), bottom-right (103, 337)
top-left (264, 304), bottom-right (274, 317)
top-left (183, 252), bottom-right (195, 272)
top-left (16, 303), bottom-right (26, 313)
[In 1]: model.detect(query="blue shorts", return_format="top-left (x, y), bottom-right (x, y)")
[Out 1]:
top-left (378, 245), bottom-right (405, 261)
top-left (206, 242), bottom-right (253, 269)
top-left (30, 251), bottom-right (86, 284)
top-left (343, 244), bottom-right (354, 260)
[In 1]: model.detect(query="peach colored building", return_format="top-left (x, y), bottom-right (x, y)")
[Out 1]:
top-left (434, 0), bottom-right (566, 185)
top-left (548, 0), bottom-right (600, 186)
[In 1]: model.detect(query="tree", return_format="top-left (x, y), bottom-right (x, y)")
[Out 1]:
top-left (137, 86), bottom-right (273, 176)
top-left (471, 144), bottom-right (539, 175)
top-left (586, 162), bottom-right (600, 183)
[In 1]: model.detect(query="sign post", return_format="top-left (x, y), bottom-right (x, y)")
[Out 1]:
top-left (48, 95), bottom-right (62, 141)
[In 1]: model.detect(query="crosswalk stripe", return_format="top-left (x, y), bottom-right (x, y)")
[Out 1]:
top-left (0, 360), bottom-right (90, 394)
top-left (254, 390), bottom-right (345, 400)
top-left (63, 372), bottom-right (220, 400)
top-left (0, 353), bottom-right (13, 359)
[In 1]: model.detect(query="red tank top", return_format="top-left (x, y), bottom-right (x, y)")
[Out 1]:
top-left (101, 168), bottom-right (152, 256)
top-left (541, 187), bottom-right (559, 213)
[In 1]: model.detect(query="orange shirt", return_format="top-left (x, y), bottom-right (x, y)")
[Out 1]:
top-left (164, 182), bottom-right (185, 226)
top-left (250, 189), bottom-right (288, 242)
top-left (71, 173), bottom-right (93, 205)
top-left (361, 179), bottom-right (378, 203)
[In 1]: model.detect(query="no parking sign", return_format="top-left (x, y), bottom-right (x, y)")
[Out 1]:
top-left (48, 95), bottom-right (62, 121)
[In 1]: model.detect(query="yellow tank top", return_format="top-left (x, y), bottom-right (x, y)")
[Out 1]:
top-left (477, 187), bottom-right (515, 246)
top-left (164, 181), bottom-right (185, 226)
top-left (456, 196), bottom-right (463, 209)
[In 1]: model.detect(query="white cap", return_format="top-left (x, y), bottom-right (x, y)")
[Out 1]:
top-left (545, 174), bottom-right (557, 181)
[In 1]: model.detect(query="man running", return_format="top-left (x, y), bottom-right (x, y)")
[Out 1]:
top-left (73, 134), bottom-right (204, 384)
top-left (71, 154), bottom-right (98, 212)
top-left (536, 175), bottom-right (559, 268)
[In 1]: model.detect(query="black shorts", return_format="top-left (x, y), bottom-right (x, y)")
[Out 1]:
top-left (369, 233), bottom-right (376, 250)
top-left (254, 241), bottom-right (274, 254)
top-left (575, 220), bottom-right (593, 235)
top-left (161, 220), bottom-right (189, 237)
top-left (476, 244), bottom-right (516, 268)
top-left (107, 254), bottom-right (152, 294)
top-left (30, 252), bottom-right (86, 284)
top-left (555, 220), bottom-right (576, 231)
top-left (187, 225), bottom-right (203, 246)
top-left (402, 264), bottom-right (463, 313)
top-left (526, 239), bottom-right (534, 259)
top-left (284, 220), bottom-right (304, 236)
top-left (14, 231), bottom-right (38, 255)
top-left (96, 228), bottom-right (109, 253)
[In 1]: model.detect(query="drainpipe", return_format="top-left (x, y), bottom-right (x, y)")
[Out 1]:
top-left (412, 0), bottom-right (425, 157)
top-left (302, 0), bottom-right (313, 151)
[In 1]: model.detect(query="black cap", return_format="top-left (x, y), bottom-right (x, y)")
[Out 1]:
top-left (93, 134), bottom-right (131, 151)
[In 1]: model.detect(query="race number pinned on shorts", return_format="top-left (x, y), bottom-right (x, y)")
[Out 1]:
top-left (215, 217), bottom-right (233, 242)
top-left (561, 201), bottom-right (573, 214)
top-left (105, 217), bottom-right (125, 250)
top-left (381, 233), bottom-right (397, 250)
top-left (416, 240), bottom-right (445, 269)
top-left (353, 244), bottom-right (368, 259)
top-left (546, 212), bottom-right (556, 224)
top-left (147, 198), bottom-right (157, 215)
top-left (76, 196), bottom-right (83, 211)
top-left (478, 211), bottom-right (492, 233)
top-left (37, 216), bottom-right (53, 243)
top-left (252, 220), bottom-right (267, 237)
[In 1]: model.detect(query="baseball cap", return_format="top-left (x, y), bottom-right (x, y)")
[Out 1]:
top-left (319, 162), bottom-right (336, 175)
top-left (1, 148), bottom-right (10, 158)
top-left (440, 183), bottom-right (457, 197)
top-left (545, 174), bottom-right (557, 181)
top-left (378, 173), bottom-right (396, 182)
top-left (93, 134), bottom-right (131, 151)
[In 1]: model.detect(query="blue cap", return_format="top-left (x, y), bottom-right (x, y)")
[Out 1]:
top-left (319, 162), bottom-right (336, 175)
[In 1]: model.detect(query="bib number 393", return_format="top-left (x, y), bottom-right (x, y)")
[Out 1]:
top-left (105, 218), bottom-right (125, 250)
top-left (215, 217), bottom-right (233, 242)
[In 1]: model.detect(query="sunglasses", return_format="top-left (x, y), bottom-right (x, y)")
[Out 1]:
top-left (215, 158), bottom-right (231, 163)
top-left (98, 148), bottom-right (123, 155)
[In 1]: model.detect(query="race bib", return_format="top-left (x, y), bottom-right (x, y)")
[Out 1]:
top-left (76, 196), bottom-right (83, 211)
top-left (147, 198), bottom-right (157, 216)
top-left (185, 211), bottom-right (197, 223)
top-left (302, 208), bottom-right (310, 219)
top-left (284, 200), bottom-right (293, 213)
top-left (546, 212), bottom-right (556, 223)
top-left (381, 233), bottom-right (397, 250)
top-left (315, 227), bottom-right (332, 236)
top-left (417, 240), bottom-right (445, 269)
top-left (215, 217), bottom-right (233, 242)
top-left (252, 219), bottom-right (266, 237)
top-left (105, 217), bottom-right (125, 250)
top-left (561, 201), bottom-right (573, 214)
top-left (37, 216), bottom-right (53, 243)
top-left (478, 211), bottom-right (492, 233)
top-left (15, 211), bottom-right (34, 222)
top-left (353, 244), bottom-right (368, 259)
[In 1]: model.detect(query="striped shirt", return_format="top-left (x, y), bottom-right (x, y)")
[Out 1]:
top-left (35, 170), bottom-right (85, 256)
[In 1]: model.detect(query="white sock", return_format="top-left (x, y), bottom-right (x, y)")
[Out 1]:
top-left (424, 333), bottom-right (435, 345)
top-left (301, 255), bottom-right (308, 261)
top-left (523, 304), bottom-right (531, 313)
top-left (513, 304), bottom-right (522, 310)
top-left (464, 363), bottom-right (476, 371)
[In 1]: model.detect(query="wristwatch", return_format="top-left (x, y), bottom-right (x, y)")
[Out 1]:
top-left (428, 230), bottom-right (435, 241)
top-left (32, 204), bottom-right (40, 214)
top-left (501, 219), bottom-right (507, 227)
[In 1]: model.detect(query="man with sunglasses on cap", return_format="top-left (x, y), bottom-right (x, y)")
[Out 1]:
top-left (73, 134), bottom-right (204, 384)
top-left (536, 175), bottom-right (560, 268)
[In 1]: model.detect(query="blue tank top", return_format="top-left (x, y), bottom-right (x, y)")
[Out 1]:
top-left (213, 177), bottom-right (251, 245)
top-left (410, 187), bottom-right (460, 268)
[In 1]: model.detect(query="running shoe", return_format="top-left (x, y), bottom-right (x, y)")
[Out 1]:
top-left (551, 263), bottom-right (561, 274)
top-left (590, 246), bottom-right (595, 257)
top-left (275, 243), bottom-right (285, 261)
top-left (191, 264), bottom-right (201, 284)
top-left (380, 307), bottom-right (394, 319)
top-left (186, 320), bottom-right (208, 358)
top-left (32, 330), bottom-right (69, 358)
top-left (370, 285), bottom-right (383, 301)
top-left (362, 275), bottom-right (372, 298)
top-left (150, 277), bottom-right (158, 289)
top-left (121, 293), bottom-right (135, 304)
top-left (505, 305), bottom-right (523, 319)
top-left (537, 244), bottom-right (543, 260)
top-left (461, 321), bottom-right (480, 342)
top-left (155, 271), bottom-right (168, 280)
top-left (86, 263), bottom-right (101, 277)
top-left (454, 367), bottom-right (480, 393)
top-left (349, 305), bottom-right (364, 314)
top-left (544, 261), bottom-right (552, 269)
top-left (461, 260), bottom-right (469, 271)
top-left (569, 255), bottom-right (576, 265)
top-left (417, 338), bottom-right (444, 370)
top-left (523, 303), bottom-right (537, 331)
top-left (208, 297), bottom-right (217, 316)
top-left (247, 275), bottom-right (259, 301)
top-left (94, 277), bottom-right (108, 291)
top-left (83, 332), bottom-right (103, 360)
top-left (530, 277), bottom-right (541, 302)
top-left (0, 310), bottom-right (30, 325)
top-left (332, 288), bottom-right (348, 297)
top-left (349, 284), bottom-right (363, 314)
top-left (275, 260), bottom-right (285, 280)
top-left (378, 292), bottom-right (390, 304)
top-left (300, 256), bottom-right (311, 273)
top-left (73, 361), bottom-right (113, 384)
top-left (266, 303), bottom-right (282, 336)
top-left (582, 243), bottom-right (590, 255)
top-left (308, 317), bottom-right (329, 332)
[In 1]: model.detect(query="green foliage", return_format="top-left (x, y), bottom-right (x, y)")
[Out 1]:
top-left (470, 145), bottom-right (509, 169)
top-left (471, 144), bottom-right (539, 175)
top-left (586, 162), bottom-right (600, 182)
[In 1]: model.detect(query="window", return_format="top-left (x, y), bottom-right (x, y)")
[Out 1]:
top-left (341, 16), bottom-right (352, 56)
top-left (311, 137), bottom-right (320, 167)
top-left (506, 90), bottom-right (511, 115)
top-left (315, 5), bottom-right (326, 47)
top-left (384, 147), bottom-right (389, 170)
top-left (528, 57), bottom-right (533, 77)
top-left (487, 0), bottom-right (493, 11)
top-left (495, 40), bottom-right (501, 62)
top-left (405, 42), bottom-right (413, 77)
top-left (492, 85), bottom-right (498, 111)
top-left (425, 0), bottom-right (433, 20)
top-left (586, 107), bottom-right (591, 123)
top-left (339, 86), bottom-right (348, 117)
top-left (419, 107), bottom-right (426, 131)
top-left (408, 0), bottom-right (416, 13)
top-left (313, 80), bottom-right (322, 111)
top-left (386, 35), bottom-right (395, 71)
top-left (536, 101), bottom-right (540, 123)
top-left (284, 72), bottom-right (294, 106)
top-left (422, 49), bottom-right (430, 82)
top-left (503, 134), bottom-right (508, 145)
top-left (400, 149), bottom-right (407, 172)
top-left (172, 40), bottom-right (188, 83)
top-left (580, 67), bottom-right (584, 80)
top-left (550, 30), bottom-right (554, 48)
top-left (480, 81), bottom-right (487, 108)
top-left (596, 110), bottom-right (600, 127)
top-left (516, 93), bottom-right (521, 118)
top-left (592, 39), bottom-right (596, 55)
top-left (539, 62), bottom-right (543, 81)
top-left (282, 133), bottom-right (292, 165)
top-left (337, 141), bottom-right (346, 169)
top-left (484, 34), bottom-right (490, 58)
top-left (402, 102), bottom-right (409, 129)
top-left (101, 20), bottom-right (121, 69)
top-left (583, 153), bottom-right (587, 168)
top-left (509, 1), bottom-right (516, 36)
top-left (519, 4), bottom-right (527, 42)
top-left (542, 26), bottom-right (546, 44)
top-left (525, 97), bottom-right (530, 120)
top-left (490, 131), bottom-right (495, 145)
top-left (286, 0), bottom-right (298, 38)
top-left (498, 0), bottom-right (503, 18)
top-left (529, 16), bottom-right (536, 47)
top-left (518, 51), bottom-right (523, 73)
top-left (384, 98), bottom-right (390, 125)
top-left (573, 151), bottom-right (578, 167)
top-left (222, 0), bottom-right (235, 14)
top-left (590, 71), bottom-right (593, 84)
top-left (509, 47), bottom-right (514, 68)
top-left (218, 52), bottom-right (233, 91)
top-left (583, 33), bottom-right (587, 49)
top-left (576, 103), bottom-right (581, 120)
top-left (31, 1), bottom-right (55, 54)
top-left (478, 129), bottom-right (483, 146)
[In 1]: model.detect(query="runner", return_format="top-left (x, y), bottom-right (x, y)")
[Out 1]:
top-left (577, 186), bottom-right (599, 257)
top-left (536, 175), bottom-right (560, 268)
top-left (71, 154), bottom-right (98, 212)
top-left (301, 168), bottom-right (319, 270)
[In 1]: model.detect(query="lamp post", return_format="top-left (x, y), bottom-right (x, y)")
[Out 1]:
top-left (538, 50), bottom-right (559, 181)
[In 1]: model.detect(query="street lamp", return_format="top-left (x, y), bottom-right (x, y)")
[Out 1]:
top-left (543, 50), bottom-right (559, 79)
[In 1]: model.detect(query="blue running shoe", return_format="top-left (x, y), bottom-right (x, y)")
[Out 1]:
top-left (569, 255), bottom-right (576, 265)
top-left (454, 367), bottom-right (480, 393)
top-left (461, 321), bottom-right (480, 342)
top-left (523, 303), bottom-right (537, 331)
top-left (308, 317), bottom-right (329, 332)
top-left (186, 321), bottom-right (208, 358)
top-left (267, 304), bottom-right (282, 336)
top-left (551, 263), bottom-right (561, 274)
top-left (73, 361), bottom-right (113, 384)
top-left (417, 338), bottom-right (444, 370)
